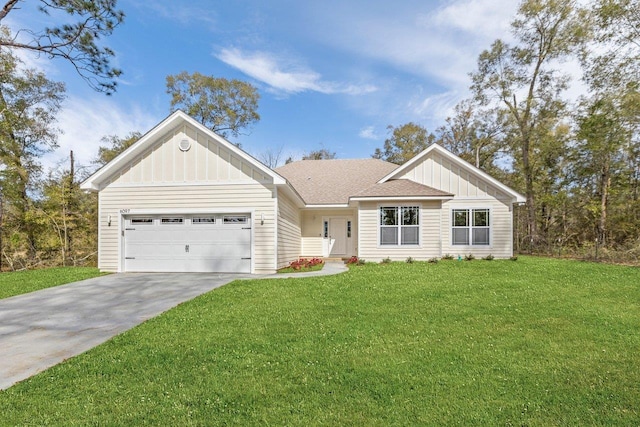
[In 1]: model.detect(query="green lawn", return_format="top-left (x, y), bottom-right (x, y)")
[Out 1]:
top-left (0, 267), bottom-right (106, 300)
top-left (1, 257), bottom-right (638, 425)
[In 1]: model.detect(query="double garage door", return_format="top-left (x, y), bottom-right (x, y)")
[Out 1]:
top-left (123, 213), bottom-right (251, 273)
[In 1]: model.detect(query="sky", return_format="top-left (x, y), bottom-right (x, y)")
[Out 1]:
top-left (6, 0), bottom-right (527, 172)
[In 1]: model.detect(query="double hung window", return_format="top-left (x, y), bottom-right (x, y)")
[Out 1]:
top-left (452, 208), bottom-right (490, 246)
top-left (379, 206), bottom-right (420, 246)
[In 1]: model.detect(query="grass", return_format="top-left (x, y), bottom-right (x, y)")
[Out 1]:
top-left (0, 257), bottom-right (638, 425)
top-left (0, 267), bottom-right (106, 300)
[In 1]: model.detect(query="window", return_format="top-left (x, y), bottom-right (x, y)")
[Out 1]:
top-left (347, 221), bottom-right (352, 238)
top-left (452, 208), bottom-right (490, 246)
top-left (192, 217), bottom-right (215, 224)
top-left (161, 217), bottom-right (183, 224)
top-left (131, 218), bottom-right (153, 225)
top-left (379, 206), bottom-right (419, 246)
top-left (223, 215), bottom-right (248, 224)
top-left (323, 220), bottom-right (329, 238)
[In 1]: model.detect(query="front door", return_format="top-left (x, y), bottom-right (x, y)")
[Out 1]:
top-left (329, 218), bottom-right (348, 257)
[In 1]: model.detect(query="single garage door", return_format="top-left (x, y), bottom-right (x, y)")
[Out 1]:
top-left (123, 214), bottom-right (251, 273)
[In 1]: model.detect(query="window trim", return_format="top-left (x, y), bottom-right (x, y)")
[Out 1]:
top-left (130, 217), bottom-right (153, 225)
top-left (377, 204), bottom-right (421, 248)
top-left (223, 215), bottom-right (248, 224)
top-left (451, 207), bottom-right (491, 247)
top-left (161, 217), bottom-right (184, 224)
top-left (192, 216), bottom-right (216, 224)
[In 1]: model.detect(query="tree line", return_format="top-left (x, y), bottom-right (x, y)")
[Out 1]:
top-left (373, 0), bottom-right (639, 261)
top-left (0, 0), bottom-right (638, 269)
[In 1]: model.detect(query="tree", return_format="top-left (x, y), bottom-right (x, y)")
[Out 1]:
top-left (584, 0), bottom-right (640, 92)
top-left (94, 131), bottom-right (141, 167)
top-left (166, 72), bottom-right (260, 138)
top-left (257, 145), bottom-right (285, 168)
top-left (435, 100), bottom-right (506, 174)
top-left (0, 1), bottom-right (124, 94)
top-left (470, 0), bottom-right (585, 247)
top-left (372, 122), bottom-right (434, 165)
top-left (0, 48), bottom-right (65, 262)
top-left (302, 147), bottom-right (336, 160)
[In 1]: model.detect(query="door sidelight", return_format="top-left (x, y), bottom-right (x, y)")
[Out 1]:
top-left (185, 244), bottom-right (190, 253)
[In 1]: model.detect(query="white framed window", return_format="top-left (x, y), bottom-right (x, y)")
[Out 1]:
top-left (452, 208), bottom-right (490, 246)
top-left (130, 217), bottom-right (153, 225)
top-left (347, 220), bottom-right (352, 238)
top-left (161, 217), bottom-right (184, 224)
top-left (192, 217), bottom-right (216, 224)
top-left (379, 206), bottom-right (419, 246)
top-left (323, 220), bottom-right (329, 238)
top-left (223, 215), bottom-right (248, 224)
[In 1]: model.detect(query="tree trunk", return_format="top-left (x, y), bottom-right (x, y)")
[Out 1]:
top-left (598, 157), bottom-right (611, 246)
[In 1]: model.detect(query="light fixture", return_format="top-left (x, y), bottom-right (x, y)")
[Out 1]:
top-left (108, 214), bottom-right (112, 227)
top-left (260, 213), bottom-right (264, 225)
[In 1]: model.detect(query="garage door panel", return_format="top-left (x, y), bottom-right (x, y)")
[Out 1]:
top-left (123, 214), bottom-right (252, 273)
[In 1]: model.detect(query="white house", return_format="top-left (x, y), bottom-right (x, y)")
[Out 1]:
top-left (81, 111), bottom-right (525, 273)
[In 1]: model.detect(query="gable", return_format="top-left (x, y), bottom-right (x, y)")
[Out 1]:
top-left (106, 122), bottom-right (271, 187)
top-left (380, 144), bottom-right (525, 203)
top-left (81, 111), bottom-right (285, 191)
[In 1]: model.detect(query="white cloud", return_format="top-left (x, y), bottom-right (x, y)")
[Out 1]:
top-left (42, 96), bottom-right (159, 174)
top-left (358, 126), bottom-right (380, 140)
top-left (216, 47), bottom-right (377, 95)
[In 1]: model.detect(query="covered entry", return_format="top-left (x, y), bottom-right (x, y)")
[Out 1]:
top-left (122, 214), bottom-right (252, 273)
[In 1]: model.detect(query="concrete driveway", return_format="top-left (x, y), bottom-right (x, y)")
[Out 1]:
top-left (0, 273), bottom-right (250, 390)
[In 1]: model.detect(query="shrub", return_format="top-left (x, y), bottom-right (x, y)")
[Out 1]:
top-left (287, 258), bottom-right (324, 270)
top-left (510, 256), bottom-right (518, 261)
top-left (442, 254), bottom-right (454, 260)
top-left (483, 254), bottom-right (494, 261)
top-left (381, 257), bottom-right (392, 264)
top-left (406, 257), bottom-right (414, 264)
top-left (346, 256), bottom-right (359, 265)
top-left (428, 257), bottom-right (439, 264)
top-left (465, 254), bottom-right (475, 261)
top-left (357, 258), bottom-right (366, 265)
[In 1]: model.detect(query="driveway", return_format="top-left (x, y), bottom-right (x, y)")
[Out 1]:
top-left (0, 273), bottom-right (250, 390)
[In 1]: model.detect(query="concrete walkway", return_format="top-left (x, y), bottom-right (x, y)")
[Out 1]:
top-left (0, 261), bottom-right (347, 390)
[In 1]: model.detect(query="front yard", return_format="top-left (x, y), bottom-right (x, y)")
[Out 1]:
top-left (0, 257), bottom-right (638, 425)
top-left (0, 267), bottom-right (105, 300)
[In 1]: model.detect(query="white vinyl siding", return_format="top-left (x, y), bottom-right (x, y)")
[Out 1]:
top-left (441, 199), bottom-right (513, 258)
top-left (277, 192), bottom-right (302, 268)
top-left (358, 201), bottom-right (441, 261)
top-left (98, 183), bottom-right (277, 273)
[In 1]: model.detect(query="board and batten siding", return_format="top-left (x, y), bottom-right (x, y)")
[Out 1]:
top-left (276, 191), bottom-right (301, 268)
top-left (98, 184), bottom-right (277, 273)
top-left (357, 201), bottom-right (441, 262)
top-left (400, 151), bottom-right (506, 199)
top-left (105, 123), bottom-right (272, 188)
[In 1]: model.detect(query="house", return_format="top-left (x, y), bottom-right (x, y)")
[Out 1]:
top-left (81, 110), bottom-right (525, 273)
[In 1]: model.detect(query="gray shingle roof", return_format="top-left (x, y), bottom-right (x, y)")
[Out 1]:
top-left (275, 159), bottom-right (452, 204)
top-left (352, 179), bottom-right (453, 199)
top-left (275, 159), bottom-right (398, 204)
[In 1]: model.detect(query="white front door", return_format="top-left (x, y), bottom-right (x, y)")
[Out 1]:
top-left (329, 218), bottom-right (348, 256)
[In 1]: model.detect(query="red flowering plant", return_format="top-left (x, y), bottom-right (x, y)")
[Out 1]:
top-left (281, 258), bottom-right (325, 272)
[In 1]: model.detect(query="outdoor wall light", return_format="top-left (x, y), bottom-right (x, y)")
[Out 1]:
top-left (261, 213), bottom-right (264, 225)
top-left (108, 214), bottom-right (112, 227)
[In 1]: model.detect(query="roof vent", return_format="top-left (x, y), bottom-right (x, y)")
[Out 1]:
top-left (179, 139), bottom-right (191, 151)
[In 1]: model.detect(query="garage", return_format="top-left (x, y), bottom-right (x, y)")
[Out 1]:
top-left (122, 214), bottom-right (252, 273)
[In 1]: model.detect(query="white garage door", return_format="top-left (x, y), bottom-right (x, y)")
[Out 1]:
top-left (123, 214), bottom-right (251, 273)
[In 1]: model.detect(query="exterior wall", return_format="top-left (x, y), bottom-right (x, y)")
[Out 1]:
top-left (300, 209), bottom-right (357, 257)
top-left (276, 191), bottom-right (301, 268)
top-left (98, 183), bottom-right (277, 274)
top-left (393, 149), bottom-right (515, 258)
top-left (399, 151), bottom-right (509, 199)
top-left (440, 198), bottom-right (513, 259)
top-left (105, 122), bottom-right (272, 187)
top-left (357, 201), bottom-right (442, 262)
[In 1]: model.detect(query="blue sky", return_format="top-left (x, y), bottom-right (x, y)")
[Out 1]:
top-left (8, 0), bottom-right (525, 171)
